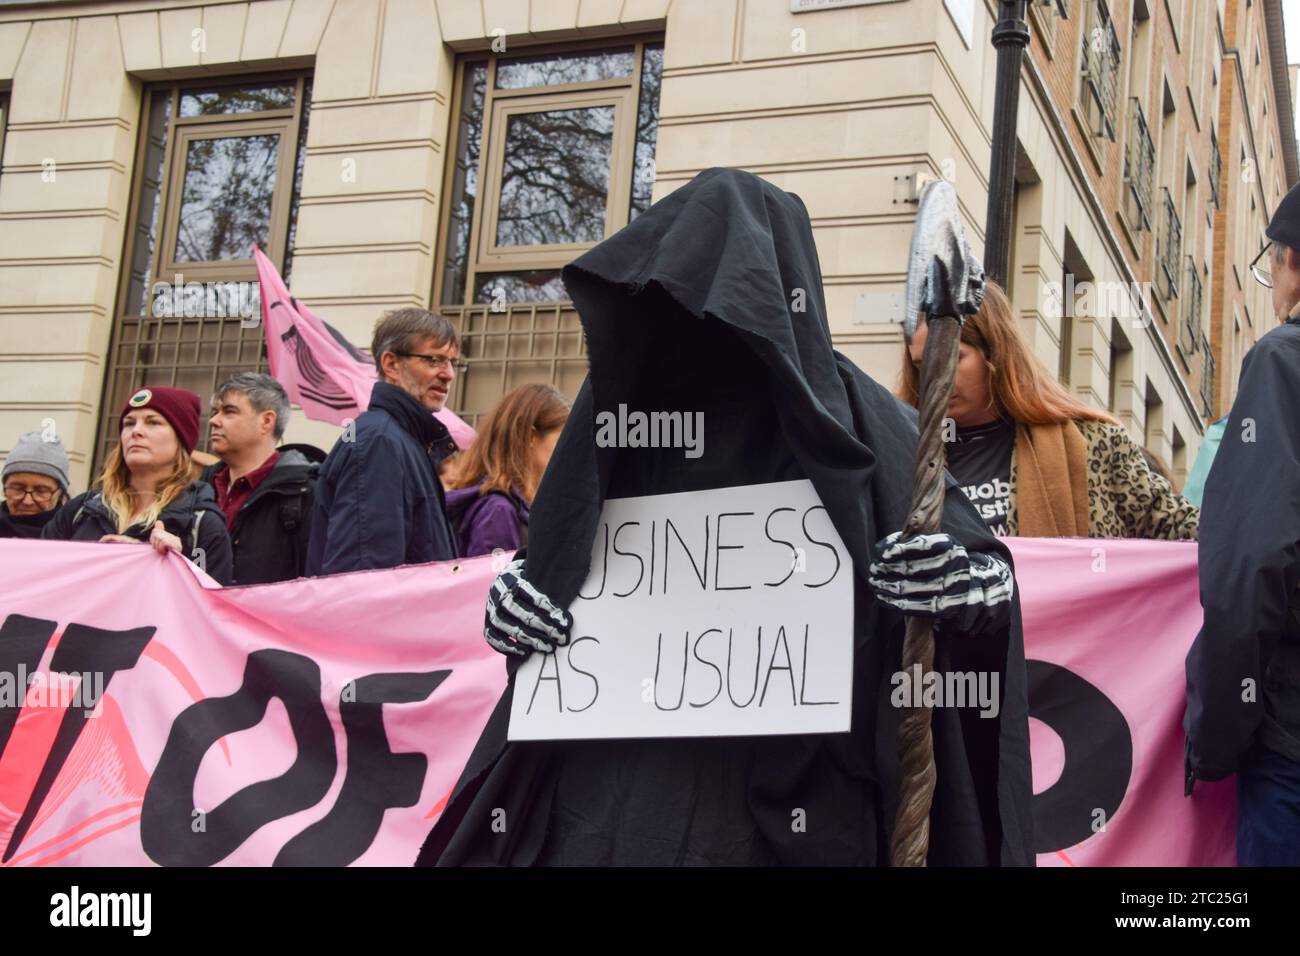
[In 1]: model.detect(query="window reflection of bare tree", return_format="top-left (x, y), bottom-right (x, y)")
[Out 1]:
top-left (495, 107), bottom-right (614, 247)
top-left (443, 64), bottom-right (488, 302)
top-left (497, 52), bottom-right (632, 90)
top-left (175, 133), bottom-right (280, 262)
top-left (631, 46), bottom-right (663, 216)
top-left (182, 85), bottom-right (294, 116)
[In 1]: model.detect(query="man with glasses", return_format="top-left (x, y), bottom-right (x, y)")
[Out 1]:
top-left (1186, 182), bottom-right (1300, 864)
top-left (306, 308), bottom-right (462, 574)
top-left (1, 431), bottom-right (71, 539)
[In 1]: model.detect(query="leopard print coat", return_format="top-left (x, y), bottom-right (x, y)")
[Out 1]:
top-left (1005, 420), bottom-right (1199, 539)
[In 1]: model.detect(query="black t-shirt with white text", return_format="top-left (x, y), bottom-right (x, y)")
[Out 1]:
top-left (946, 417), bottom-right (1015, 536)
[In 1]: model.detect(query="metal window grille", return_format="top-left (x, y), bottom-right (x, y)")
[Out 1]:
top-left (1123, 98), bottom-right (1155, 230)
top-left (1180, 257), bottom-right (1202, 357)
top-left (1157, 188), bottom-right (1182, 304)
top-left (1080, 0), bottom-right (1121, 140)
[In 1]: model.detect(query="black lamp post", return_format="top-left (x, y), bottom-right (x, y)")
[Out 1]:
top-left (983, 0), bottom-right (1032, 288)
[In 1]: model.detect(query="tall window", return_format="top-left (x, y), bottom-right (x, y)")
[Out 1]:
top-left (436, 39), bottom-right (664, 424)
top-left (97, 75), bottom-right (312, 469)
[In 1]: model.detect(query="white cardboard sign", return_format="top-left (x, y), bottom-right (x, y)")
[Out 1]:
top-left (508, 479), bottom-right (854, 740)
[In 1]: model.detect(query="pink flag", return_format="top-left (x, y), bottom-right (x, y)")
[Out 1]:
top-left (253, 247), bottom-right (476, 449)
top-left (1007, 536), bottom-right (1236, 867)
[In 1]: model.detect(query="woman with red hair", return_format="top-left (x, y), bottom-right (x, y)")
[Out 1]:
top-left (444, 383), bottom-right (571, 556)
top-left (899, 280), bottom-right (1198, 539)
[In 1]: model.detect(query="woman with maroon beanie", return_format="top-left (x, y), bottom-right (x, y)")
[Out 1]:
top-left (43, 386), bottom-right (232, 584)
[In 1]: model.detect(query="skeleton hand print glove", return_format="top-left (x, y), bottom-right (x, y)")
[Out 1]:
top-left (867, 531), bottom-right (1014, 634)
top-left (483, 557), bottom-right (573, 658)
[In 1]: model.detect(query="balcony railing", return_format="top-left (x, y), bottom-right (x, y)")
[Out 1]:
top-left (1080, 0), bottom-right (1121, 140)
top-left (1157, 188), bottom-right (1182, 303)
top-left (1181, 257), bottom-right (1201, 357)
top-left (1123, 98), bottom-right (1155, 231)
top-left (1209, 127), bottom-right (1222, 209)
top-left (1200, 334), bottom-right (1216, 419)
top-left (438, 301), bottom-right (586, 428)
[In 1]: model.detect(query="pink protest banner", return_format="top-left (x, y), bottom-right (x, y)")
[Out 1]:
top-left (0, 539), bottom-right (506, 867)
top-left (253, 246), bottom-right (476, 449)
top-left (1007, 536), bottom-right (1235, 867)
top-left (0, 536), bottom-right (1236, 866)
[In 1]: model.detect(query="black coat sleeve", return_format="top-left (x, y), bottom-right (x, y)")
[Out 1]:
top-left (1185, 323), bottom-right (1300, 779)
top-left (40, 493), bottom-right (88, 540)
top-left (194, 508), bottom-right (234, 586)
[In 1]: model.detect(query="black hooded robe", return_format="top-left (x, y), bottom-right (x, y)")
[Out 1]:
top-left (418, 168), bottom-right (1033, 866)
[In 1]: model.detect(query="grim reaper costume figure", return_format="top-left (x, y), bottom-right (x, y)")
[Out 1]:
top-left (418, 168), bottom-right (1033, 866)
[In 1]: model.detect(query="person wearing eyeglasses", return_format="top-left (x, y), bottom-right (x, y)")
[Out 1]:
top-left (1, 431), bottom-right (72, 539)
top-left (306, 308), bottom-right (462, 575)
top-left (1185, 182), bottom-right (1300, 865)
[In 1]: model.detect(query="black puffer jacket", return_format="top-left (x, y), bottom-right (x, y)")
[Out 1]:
top-left (41, 481), bottom-right (233, 585)
top-left (202, 448), bottom-right (318, 585)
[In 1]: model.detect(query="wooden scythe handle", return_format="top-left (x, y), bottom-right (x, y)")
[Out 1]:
top-left (889, 313), bottom-right (963, 868)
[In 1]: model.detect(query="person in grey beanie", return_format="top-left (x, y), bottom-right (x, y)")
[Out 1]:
top-left (1, 430), bottom-right (71, 539)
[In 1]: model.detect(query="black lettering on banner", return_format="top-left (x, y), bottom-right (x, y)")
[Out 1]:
top-left (140, 649), bottom-right (336, 867)
top-left (1026, 659), bottom-right (1133, 854)
top-left (0, 615), bottom-right (58, 759)
top-left (274, 670), bottom-right (450, 866)
top-left (2, 620), bottom-right (154, 863)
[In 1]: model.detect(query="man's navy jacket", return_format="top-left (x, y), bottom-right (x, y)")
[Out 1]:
top-left (306, 380), bottom-right (458, 575)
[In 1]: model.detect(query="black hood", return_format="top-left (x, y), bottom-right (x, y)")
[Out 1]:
top-left (530, 167), bottom-right (914, 605)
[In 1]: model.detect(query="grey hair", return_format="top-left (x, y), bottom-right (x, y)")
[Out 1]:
top-left (214, 372), bottom-right (291, 440)
top-left (371, 308), bottom-right (459, 376)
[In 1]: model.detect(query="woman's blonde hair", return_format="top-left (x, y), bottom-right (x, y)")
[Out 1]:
top-left (96, 441), bottom-right (194, 534)
top-left (897, 280), bottom-right (1118, 426)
